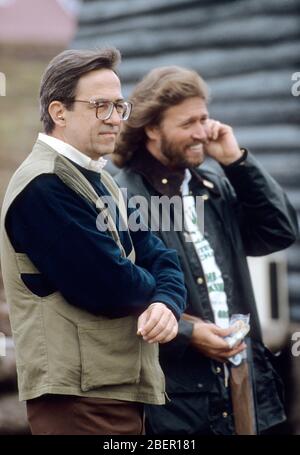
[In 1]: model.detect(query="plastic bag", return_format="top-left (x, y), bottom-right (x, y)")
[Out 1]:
top-left (224, 314), bottom-right (250, 365)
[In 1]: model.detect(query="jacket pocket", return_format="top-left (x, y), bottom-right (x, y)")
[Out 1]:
top-left (263, 346), bottom-right (285, 405)
top-left (252, 342), bottom-right (286, 431)
top-left (77, 316), bottom-right (141, 391)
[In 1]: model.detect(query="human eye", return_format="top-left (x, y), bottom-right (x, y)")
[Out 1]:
top-left (115, 102), bottom-right (125, 113)
top-left (181, 120), bottom-right (193, 129)
top-left (95, 100), bottom-right (110, 112)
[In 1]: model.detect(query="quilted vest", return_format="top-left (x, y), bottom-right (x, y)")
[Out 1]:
top-left (0, 140), bottom-right (165, 403)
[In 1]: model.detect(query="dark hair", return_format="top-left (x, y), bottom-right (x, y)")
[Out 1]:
top-left (113, 66), bottom-right (209, 168)
top-left (39, 48), bottom-right (121, 133)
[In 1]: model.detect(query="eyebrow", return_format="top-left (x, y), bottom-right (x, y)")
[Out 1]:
top-left (92, 97), bottom-right (125, 103)
top-left (178, 113), bottom-right (209, 125)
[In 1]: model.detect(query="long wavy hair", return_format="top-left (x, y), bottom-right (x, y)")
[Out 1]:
top-left (113, 66), bottom-right (209, 168)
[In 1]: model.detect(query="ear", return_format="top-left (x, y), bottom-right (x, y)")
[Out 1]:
top-left (145, 124), bottom-right (160, 141)
top-left (48, 101), bottom-right (66, 128)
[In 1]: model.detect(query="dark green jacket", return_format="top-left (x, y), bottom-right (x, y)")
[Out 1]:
top-left (115, 150), bottom-right (299, 434)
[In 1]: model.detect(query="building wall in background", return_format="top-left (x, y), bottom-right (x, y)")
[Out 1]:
top-left (73, 0), bottom-right (300, 320)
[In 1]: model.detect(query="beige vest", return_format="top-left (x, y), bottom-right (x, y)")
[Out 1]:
top-left (0, 140), bottom-right (165, 404)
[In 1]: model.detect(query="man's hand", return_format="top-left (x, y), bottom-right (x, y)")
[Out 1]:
top-left (183, 313), bottom-right (246, 362)
top-left (203, 119), bottom-right (243, 166)
top-left (137, 302), bottom-right (178, 344)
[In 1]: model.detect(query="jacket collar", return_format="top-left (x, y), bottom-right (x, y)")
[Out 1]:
top-left (129, 147), bottom-right (219, 197)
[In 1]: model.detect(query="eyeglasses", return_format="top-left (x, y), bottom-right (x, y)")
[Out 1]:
top-left (72, 98), bottom-right (132, 121)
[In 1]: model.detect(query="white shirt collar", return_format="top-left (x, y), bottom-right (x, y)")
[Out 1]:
top-left (180, 169), bottom-right (192, 196)
top-left (38, 132), bottom-right (107, 172)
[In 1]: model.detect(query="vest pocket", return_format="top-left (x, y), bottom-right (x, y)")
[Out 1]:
top-left (77, 316), bottom-right (141, 391)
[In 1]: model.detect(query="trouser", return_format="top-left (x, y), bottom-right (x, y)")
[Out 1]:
top-left (26, 394), bottom-right (145, 435)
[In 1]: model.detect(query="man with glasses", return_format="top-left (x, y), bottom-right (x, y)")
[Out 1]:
top-left (0, 50), bottom-right (186, 434)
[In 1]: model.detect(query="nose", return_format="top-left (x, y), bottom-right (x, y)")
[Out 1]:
top-left (192, 123), bottom-right (207, 141)
top-left (104, 106), bottom-right (122, 126)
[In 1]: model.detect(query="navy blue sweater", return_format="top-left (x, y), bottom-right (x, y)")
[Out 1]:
top-left (5, 162), bottom-right (186, 319)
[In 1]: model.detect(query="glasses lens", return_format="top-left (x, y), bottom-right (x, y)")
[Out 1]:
top-left (96, 101), bottom-right (112, 120)
top-left (95, 100), bottom-right (132, 120)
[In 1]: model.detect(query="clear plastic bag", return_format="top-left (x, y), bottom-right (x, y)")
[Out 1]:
top-left (224, 314), bottom-right (250, 365)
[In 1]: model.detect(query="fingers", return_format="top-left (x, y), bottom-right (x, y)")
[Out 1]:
top-left (137, 311), bottom-right (149, 335)
top-left (191, 321), bottom-right (225, 350)
top-left (191, 321), bottom-right (247, 359)
top-left (215, 342), bottom-right (247, 361)
top-left (152, 319), bottom-right (178, 344)
top-left (205, 119), bottom-right (222, 141)
top-left (207, 332), bottom-right (231, 350)
top-left (137, 303), bottom-right (163, 336)
top-left (211, 120), bottom-right (221, 141)
top-left (205, 119), bottom-right (233, 143)
top-left (212, 325), bottom-right (235, 338)
top-left (209, 325), bottom-right (248, 352)
top-left (137, 302), bottom-right (178, 344)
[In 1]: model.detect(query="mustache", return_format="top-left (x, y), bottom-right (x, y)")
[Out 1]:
top-left (186, 141), bottom-right (205, 147)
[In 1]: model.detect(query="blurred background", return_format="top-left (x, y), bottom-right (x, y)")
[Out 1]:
top-left (0, 0), bottom-right (299, 434)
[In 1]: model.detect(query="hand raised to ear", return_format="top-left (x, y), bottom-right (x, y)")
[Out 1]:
top-left (203, 119), bottom-right (243, 166)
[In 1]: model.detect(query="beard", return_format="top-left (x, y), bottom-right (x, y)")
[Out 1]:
top-left (160, 131), bottom-right (206, 170)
